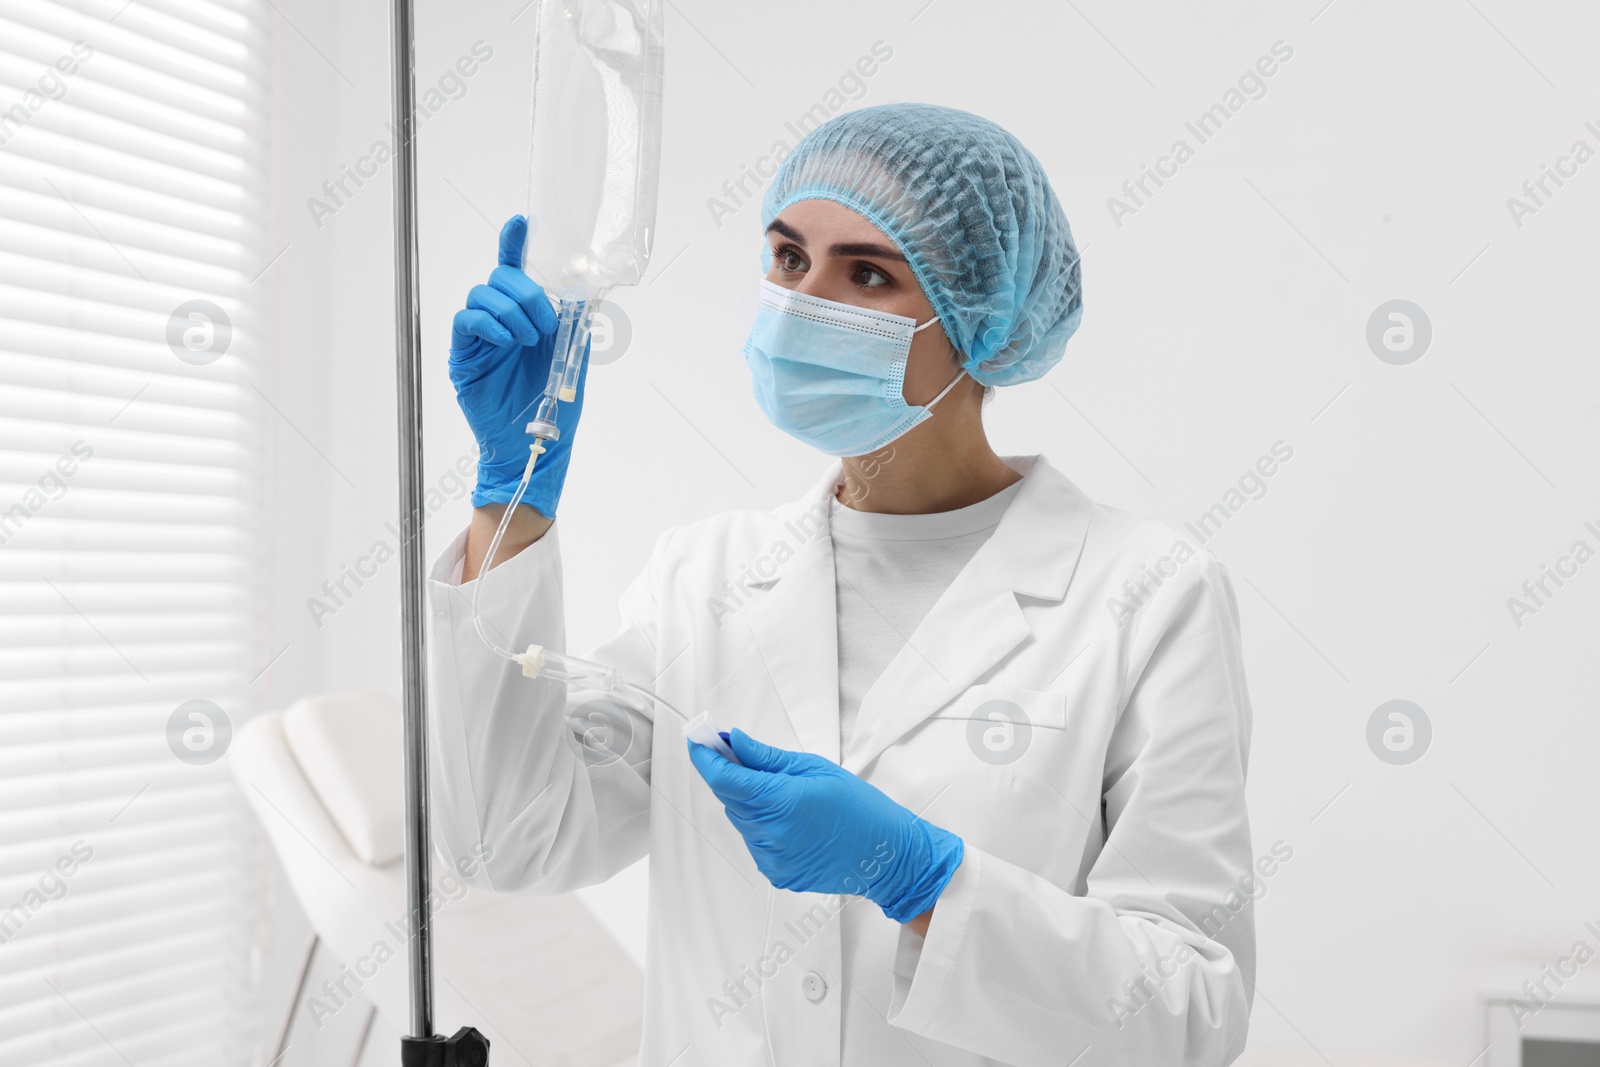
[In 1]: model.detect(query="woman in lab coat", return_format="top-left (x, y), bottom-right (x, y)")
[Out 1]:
top-left (429, 103), bottom-right (1256, 1066)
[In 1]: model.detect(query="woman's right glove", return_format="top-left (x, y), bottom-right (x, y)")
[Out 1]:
top-left (448, 214), bottom-right (590, 519)
top-left (687, 728), bottom-right (965, 923)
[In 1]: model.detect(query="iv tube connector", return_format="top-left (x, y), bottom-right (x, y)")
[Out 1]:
top-left (526, 393), bottom-right (561, 442)
top-left (515, 644), bottom-right (620, 690)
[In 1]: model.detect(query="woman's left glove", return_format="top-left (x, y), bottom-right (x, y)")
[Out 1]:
top-left (687, 728), bottom-right (964, 923)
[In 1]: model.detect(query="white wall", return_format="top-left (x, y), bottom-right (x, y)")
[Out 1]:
top-left (263, 0), bottom-right (1600, 1061)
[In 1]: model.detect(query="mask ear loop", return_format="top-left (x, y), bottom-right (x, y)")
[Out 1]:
top-left (922, 368), bottom-right (967, 410)
top-left (910, 315), bottom-right (967, 412)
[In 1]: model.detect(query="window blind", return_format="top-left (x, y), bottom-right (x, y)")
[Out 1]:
top-left (0, 0), bottom-right (266, 1064)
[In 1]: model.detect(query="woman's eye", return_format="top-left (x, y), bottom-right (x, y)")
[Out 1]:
top-left (854, 263), bottom-right (890, 288)
top-left (774, 247), bottom-right (806, 273)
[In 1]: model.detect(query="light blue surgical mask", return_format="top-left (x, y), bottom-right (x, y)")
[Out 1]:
top-left (742, 279), bottom-right (967, 457)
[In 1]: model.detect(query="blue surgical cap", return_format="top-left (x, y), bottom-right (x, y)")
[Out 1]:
top-left (760, 103), bottom-right (1083, 387)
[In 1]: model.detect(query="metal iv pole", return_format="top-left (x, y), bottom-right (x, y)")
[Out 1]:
top-left (388, 0), bottom-right (488, 1063)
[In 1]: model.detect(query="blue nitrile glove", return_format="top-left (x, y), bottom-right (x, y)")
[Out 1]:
top-left (448, 215), bottom-right (590, 518)
top-left (687, 728), bottom-right (964, 923)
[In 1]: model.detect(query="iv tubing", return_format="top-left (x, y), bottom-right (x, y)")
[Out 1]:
top-left (620, 679), bottom-right (689, 722)
top-left (471, 474), bottom-right (680, 716)
top-left (471, 439), bottom-right (543, 662)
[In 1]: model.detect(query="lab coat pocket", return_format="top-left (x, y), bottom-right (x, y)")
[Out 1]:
top-left (925, 681), bottom-right (1068, 766)
top-left (913, 683), bottom-right (1094, 882)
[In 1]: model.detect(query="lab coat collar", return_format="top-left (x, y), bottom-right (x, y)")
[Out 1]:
top-left (742, 453), bottom-right (1093, 773)
top-left (757, 453), bottom-right (1085, 593)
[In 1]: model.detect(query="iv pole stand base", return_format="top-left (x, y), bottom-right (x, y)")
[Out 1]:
top-left (400, 1027), bottom-right (491, 1067)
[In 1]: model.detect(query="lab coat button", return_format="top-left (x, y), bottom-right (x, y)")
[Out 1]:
top-left (801, 971), bottom-right (827, 1002)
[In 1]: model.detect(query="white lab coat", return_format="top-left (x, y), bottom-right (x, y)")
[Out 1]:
top-left (425, 453), bottom-right (1256, 1067)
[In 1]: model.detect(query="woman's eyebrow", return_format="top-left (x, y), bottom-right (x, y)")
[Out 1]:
top-left (765, 220), bottom-right (908, 263)
top-left (766, 219), bottom-right (805, 244)
top-left (829, 241), bottom-right (906, 262)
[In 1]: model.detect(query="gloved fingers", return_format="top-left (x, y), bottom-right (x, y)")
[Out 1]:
top-left (723, 817), bottom-right (786, 878)
top-left (751, 854), bottom-right (790, 890)
top-left (732, 837), bottom-right (780, 884)
top-left (478, 437), bottom-right (535, 471)
top-left (726, 728), bottom-right (826, 776)
top-left (686, 737), bottom-right (780, 806)
top-left (497, 215), bottom-right (527, 269)
top-left (723, 807), bottom-right (774, 845)
top-left (489, 265), bottom-right (558, 336)
top-left (449, 307), bottom-right (513, 357)
top-left (466, 284), bottom-right (541, 347)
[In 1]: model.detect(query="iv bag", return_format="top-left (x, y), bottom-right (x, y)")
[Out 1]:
top-left (523, 0), bottom-right (665, 302)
